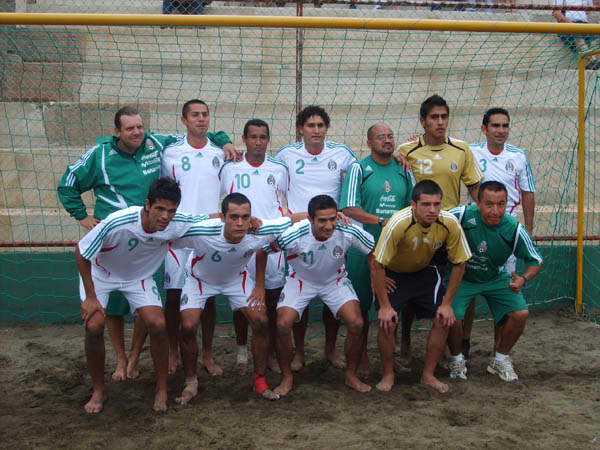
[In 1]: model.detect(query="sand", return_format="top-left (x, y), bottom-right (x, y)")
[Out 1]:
top-left (1, 308), bottom-right (599, 449)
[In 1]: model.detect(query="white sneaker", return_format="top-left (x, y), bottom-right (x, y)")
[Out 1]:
top-left (449, 358), bottom-right (467, 380)
top-left (487, 358), bottom-right (518, 382)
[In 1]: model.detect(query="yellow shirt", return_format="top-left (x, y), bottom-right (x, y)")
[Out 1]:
top-left (374, 206), bottom-right (472, 273)
top-left (397, 135), bottom-right (483, 210)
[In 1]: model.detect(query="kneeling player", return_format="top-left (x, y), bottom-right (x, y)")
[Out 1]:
top-left (370, 180), bottom-right (471, 393)
top-left (175, 193), bottom-right (291, 403)
top-left (447, 181), bottom-right (542, 382)
top-left (76, 178), bottom-right (206, 413)
top-left (265, 194), bottom-right (375, 396)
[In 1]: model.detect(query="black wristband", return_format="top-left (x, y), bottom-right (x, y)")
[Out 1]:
top-left (521, 275), bottom-right (529, 285)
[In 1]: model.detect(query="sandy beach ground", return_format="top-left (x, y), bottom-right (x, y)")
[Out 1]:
top-left (1, 308), bottom-right (599, 449)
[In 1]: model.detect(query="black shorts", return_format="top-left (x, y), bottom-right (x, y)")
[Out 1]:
top-left (376, 266), bottom-right (444, 319)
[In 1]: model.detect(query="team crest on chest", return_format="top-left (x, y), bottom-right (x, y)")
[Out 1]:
top-left (243, 249), bottom-right (254, 258)
top-left (146, 139), bottom-right (155, 151)
top-left (450, 161), bottom-right (458, 172)
top-left (384, 180), bottom-right (392, 193)
top-left (212, 157), bottom-right (220, 169)
top-left (267, 174), bottom-right (276, 186)
top-left (505, 161), bottom-right (515, 173)
top-left (433, 241), bottom-right (442, 250)
top-left (332, 246), bottom-right (344, 258)
top-left (328, 160), bottom-right (338, 171)
top-left (478, 240), bottom-right (487, 253)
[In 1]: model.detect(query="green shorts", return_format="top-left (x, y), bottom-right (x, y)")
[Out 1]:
top-left (452, 273), bottom-right (528, 326)
top-left (345, 249), bottom-right (374, 312)
top-left (105, 266), bottom-right (165, 316)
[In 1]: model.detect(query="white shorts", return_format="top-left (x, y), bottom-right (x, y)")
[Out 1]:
top-left (246, 251), bottom-right (285, 290)
top-left (277, 275), bottom-right (359, 321)
top-left (79, 276), bottom-right (162, 315)
top-left (180, 270), bottom-right (254, 312)
top-left (500, 254), bottom-right (517, 275)
top-left (164, 248), bottom-right (190, 290)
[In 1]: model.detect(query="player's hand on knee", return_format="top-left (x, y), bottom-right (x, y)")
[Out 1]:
top-left (247, 287), bottom-right (266, 311)
top-left (81, 297), bottom-right (105, 326)
top-left (436, 304), bottom-right (455, 328)
top-left (378, 307), bottom-right (398, 334)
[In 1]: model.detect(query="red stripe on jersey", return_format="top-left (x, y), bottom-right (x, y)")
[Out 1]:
top-left (286, 254), bottom-right (298, 261)
top-left (510, 172), bottom-right (521, 216)
top-left (99, 243), bottom-right (119, 253)
top-left (241, 270), bottom-right (247, 294)
top-left (94, 258), bottom-right (111, 277)
top-left (298, 279), bottom-right (303, 295)
top-left (277, 252), bottom-right (283, 270)
top-left (229, 182), bottom-right (234, 194)
top-left (169, 247), bottom-right (180, 266)
top-left (141, 279), bottom-right (146, 291)
top-left (191, 255), bottom-right (206, 293)
top-left (172, 165), bottom-right (176, 181)
top-left (269, 242), bottom-right (280, 253)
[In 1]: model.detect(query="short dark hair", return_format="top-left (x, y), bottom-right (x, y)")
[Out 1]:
top-left (366, 122), bottom-right (391, 140)
top-left (243, 119), bottom-right (270, 138)
top-left (478, 180), bottom-right (508, 202)
top-left (296, 105), bottom-right (330, 129)
top-left (482, 107), bottom-right (510, 127)
top-left (114, 106), bottom-right (141, 129)
top-left (147, 177), bottom-right (181, 207)
top-left (307, 194), bottom-right (338, 218)
top-left (420, 95), bottom-right (449, 120)
top-left (221, 192), bottom-right (251, 215)
top-left (412, 180), bottom-right (443, 203)
top-left (182, 99), bottom-right (209, 118)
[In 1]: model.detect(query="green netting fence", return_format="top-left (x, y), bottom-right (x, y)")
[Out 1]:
top-left (0, 13), bottom-right (596, 324)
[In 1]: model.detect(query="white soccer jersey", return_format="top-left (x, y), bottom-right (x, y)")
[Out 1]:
top-left (469, 142), bottom-right (536, 217)
top-left (219, 154), bottom-right (290, 219)
top-left (161, 134), bottom-right (225, 215)
top-left (274, 141), bottom-right (357, 213)
top-left (173, 217), bottom-right (292, 286)
top-left (78, 206), bottom-right (206, 283)
top-left (554, 0), bottom-right (591, 22)
top-left (264, 219), bottom-right (375, 285)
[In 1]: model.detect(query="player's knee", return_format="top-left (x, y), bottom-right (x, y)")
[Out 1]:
top-left (510, 309), bottom-right (529, 323)
top-left (180, 321), bottom-right (198, 341)
top-left (146, 318), bottom-right (167, 338)
top-left (346, 316), bottom-right (363, 335)
top-left (276, 318), bottom-right (293, 336)
top-left (85, 322), bottom-right (104, 342)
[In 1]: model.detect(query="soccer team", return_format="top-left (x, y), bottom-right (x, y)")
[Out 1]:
top-left (58, 95), bottom-right (543, 413)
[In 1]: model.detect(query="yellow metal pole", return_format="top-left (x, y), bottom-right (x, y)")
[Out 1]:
top-left (577, 57), bottom-right (585, 313)
top-left (0, 13), bottom-right (599, 34)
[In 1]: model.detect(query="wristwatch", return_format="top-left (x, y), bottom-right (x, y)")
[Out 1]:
top-left (378, 217), bottom-right (385, 227)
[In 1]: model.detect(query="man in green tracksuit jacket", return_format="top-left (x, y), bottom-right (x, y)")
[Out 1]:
top-left (57, 106), bottom-right (235, 381)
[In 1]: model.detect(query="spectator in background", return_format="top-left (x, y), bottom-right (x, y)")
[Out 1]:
top-left (553, 0), bottom-right (600, 69)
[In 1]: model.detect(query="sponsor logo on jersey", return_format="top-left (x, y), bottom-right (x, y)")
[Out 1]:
top-left (212, 157), bottom-right (221, 169)
top-left (433, 241), bottom-right (442, 250)
top-left (146, 237), bottom-right (153, 242)
top-left (365, 165), bottom-right (373, 172)
top-left (423, 237), bottom-right (430, 244)
top-left (384, 180), bottom-right (392, 193)
top-left (146, 139), bottom-right (155, 151)
top-left (318, 244), bottom-right (327, 250)
top-left (332, 246), bottom-right (344, 258)
top-left (180, 293), bottom-right (188, 306)
top-left (267, 174), bottom-right (276, 186)
top-left (492, 157), bottom-right (498, 162)
top-left (468, 218), bottom-right (477, 225)
top-left (328, 160), bottom-right (338, 171)
top-left (505, 161), bottom-right (515, 173)
top-left (311, 156), bottom-right (319, 162)
top-left (243, 249), bottom-right (254, 258)
top-left (450, 161), bottom-right (458, 172)
top-left (433, 153), bottom-right (442, 160)
top-left (228, 247), bottom-right (236, 253)
top-left (253, 169), bottom-right (260, 175)
top-left (478, 240), bottom-right (487, 253)
top-left (108, 149), bottom-right (118, 156)
top-left (196, 151), bottom-right (203, 158)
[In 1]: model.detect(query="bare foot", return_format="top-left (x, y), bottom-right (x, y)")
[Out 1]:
top-left (267, 355), bottom-right (281, 374)
top-left (259, 389), bottom-right (281, 400)
top-left (326, 352), bottom-right (346, 369)
top-left (153, 390), bottom-right (168, 412)
top-left (126, 353), bottom-right (140, 379)
top-left (291, 352), bottom-right (304, 372)
top-left (176, 379), bottom-right (198, 405)
top-left (201, 353), bottom-right (223, 376)
top-left (375, 374), bottom-right (395, 392)
top-left (421, 374), bottom-right (449, 393)
top-left (234, 361), bottom-right (248, 376)
top-left (168, 351), bottom-right (181, 375)
top-left (273, 376), bottom-right (293, 396)
top-left (393, 358), bottom-right (411, 374)
top-left (357, 355), bottom-right (370, 380)
top-left (345, 374), bottom-right (372, 392)
top-left (84, 391), bottom-right (106, 414)
top-left (112, 359), bottom-right (127, 381)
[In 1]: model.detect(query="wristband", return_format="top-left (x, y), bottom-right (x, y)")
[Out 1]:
top-left (378, 217), bottom-right (385, 226)
top-left (521, 275), bottom-right (529, 285)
